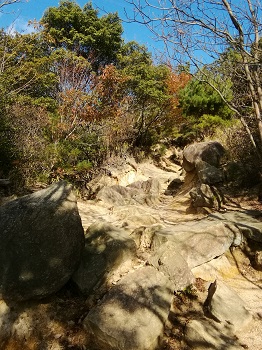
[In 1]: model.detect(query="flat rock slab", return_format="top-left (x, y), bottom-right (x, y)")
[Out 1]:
top-left (185, 319), bottom-right (244, 350)
top-left (151, 219), bottom-right (235, 268)
top-left (210, 210), bottom-right (262, 242)
top-left (209, 280), bottom-right (252, 331)
top-left (72, 222), bottom-right (137, 296)
top-left (84, 266), bottom-right (173, 350)
top-left (149, 241), bottom-right (195, 291)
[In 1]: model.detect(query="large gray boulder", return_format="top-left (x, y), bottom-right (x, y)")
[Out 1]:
top-left (182, 141), bottom-right (225, 172)
top-left (182, 141), bottom-right (225, 208)
top-left (189, 183), bottom-right (225, 210)
top-left (84, 266), bottom-right (173, 350)
top-left (0, 181), bottom-right (85, 301)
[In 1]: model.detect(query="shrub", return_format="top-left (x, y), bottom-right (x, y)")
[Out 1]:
top-left (211, 121), bottom-right (261, 188)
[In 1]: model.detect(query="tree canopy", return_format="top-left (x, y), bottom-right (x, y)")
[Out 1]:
top-left (41, 0), bottom-right (123, 68)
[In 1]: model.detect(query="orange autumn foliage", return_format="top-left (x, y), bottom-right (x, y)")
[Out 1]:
top-left (55, 64), bottom-right (130, 142)
top-left (165, 68), bottom-right (191, 123)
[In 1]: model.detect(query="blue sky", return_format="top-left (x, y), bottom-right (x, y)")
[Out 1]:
top-left (0, 0), bottom-right (162, 54)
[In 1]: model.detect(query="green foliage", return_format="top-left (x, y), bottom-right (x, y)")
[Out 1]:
top-left (75, 160), bottom-right (92, 171)
top-left (179, 79), bottom-right (233, 120)
top-left (117, 41), bottom-right (171, 147)
top-left (0, 30), bottom-right (58, 107)
top-left (183, 284), bottom-right (197, 297)
top-left (1, 100), bottom-right (52, 189)
top-left (176, 284), bottom-right (198, 300)
top-left (47, 132), bottom-right (106, 188)
top-left (213, 122), bottom-right (261, 188)
top-left (193, 114), bottom-right (234, 137)
top-left (176, 77), bottom-right (234, 143)
top-left (215, 48), bottom-right (252, 117)
top-left (118, 42), bottom-right (168, 101)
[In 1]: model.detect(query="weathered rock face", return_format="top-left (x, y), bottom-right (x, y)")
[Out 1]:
top-left (185, 319), bottom-right (244, 350)
top-left (182, 141), bottom-right (225, 209)
top-left (184, 278), bottom-right (253, 349)
top-left (208, 280), bottom-right (252, 331)
top-left (0, 181), bottom-right (85, 301)
top-left (189, 184), bottom-right (215, 208)
top-left (72, 222), bottom-right (137, 296)
top-left (195, 159), bottom-right (224, 185)
top-left (148, 241), bottom-right (195, 291)
top-left (133, 219), bottom-right (238, 269)
top-left (73, 157), bottom-right (261, 349)
top-left (0, 152), bottom-right (261, 350)
top-left (84, 266), bottom-right (173, 350)
top-left (96, 178), bottom-right (161, 206)
top-left (210, 210), bottom-right (262, 243)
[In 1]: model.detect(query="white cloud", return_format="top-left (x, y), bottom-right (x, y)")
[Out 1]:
top-left (7, 18), bottom-right (35, 35)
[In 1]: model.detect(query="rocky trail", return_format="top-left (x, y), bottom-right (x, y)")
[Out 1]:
top-left (77, 156), bottom-right (262, 350)
top-left (0, 142), bottom-right (262, 350)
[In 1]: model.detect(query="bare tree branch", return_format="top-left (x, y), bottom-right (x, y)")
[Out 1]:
top-left (0, 0), bottom-right (25, 11)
